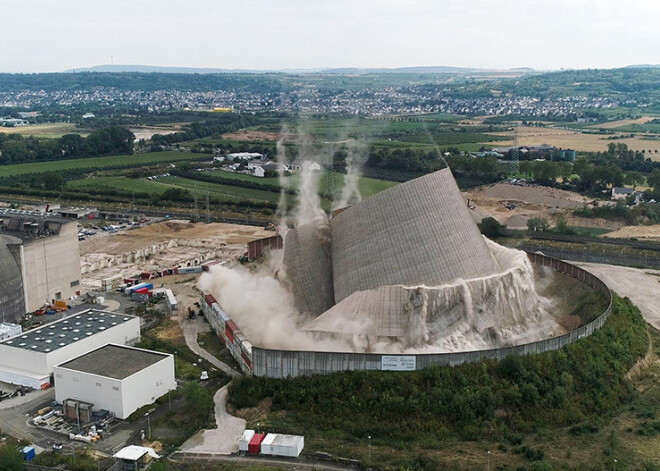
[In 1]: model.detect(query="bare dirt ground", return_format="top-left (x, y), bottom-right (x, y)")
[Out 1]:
top-left (129, 126), bottom-right (179, 141)
top-left (464, 183), bottom-right (590, 228)
top-left (80, 221), bottom-right (270, 289)
top-left (601, 224), bottom-right (660, 242)
top-left (575, 263), bottom-right (660, 330)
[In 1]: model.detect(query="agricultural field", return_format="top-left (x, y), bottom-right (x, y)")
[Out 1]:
top-left (485, 125), bottom-right (660, 157)
top-left (0, 151), bottom-right (206, 177)
top-left (205, 168), bottom-right (397, 198)
top-left (0, 122), bottom-right (83, 138)
top-left (586, 116), bottom-right (657, 130)
top-left (66, 169), bottom-right (397, 209)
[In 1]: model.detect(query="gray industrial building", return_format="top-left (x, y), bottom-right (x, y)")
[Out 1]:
top-left (0, 209), bottom-right (81, 314)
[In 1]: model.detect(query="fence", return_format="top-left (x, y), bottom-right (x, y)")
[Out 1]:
top-left (252, 252), bottom-right (613, 378)
top-left (519, 243), bottom-right (660, 269)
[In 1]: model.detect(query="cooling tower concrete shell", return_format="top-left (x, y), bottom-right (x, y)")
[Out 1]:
top-left (282, 221), bottom-right (335, 317)
top-left (330, 168), bottom-right (500, 303)
top-left (0, 236), bottom-right (26, 323)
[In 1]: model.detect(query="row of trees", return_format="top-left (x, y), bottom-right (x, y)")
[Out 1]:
top-left (0, 126), bottom-right (134, 164)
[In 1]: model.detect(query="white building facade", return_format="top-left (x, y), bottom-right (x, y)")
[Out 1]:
top-left (0, 310), bottom-right (140, 389)
top-left (54, 344), bottom-right (176, 420)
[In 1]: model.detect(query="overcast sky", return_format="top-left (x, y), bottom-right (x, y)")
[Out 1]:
top-left (1, 0), bottom-right (658, 73)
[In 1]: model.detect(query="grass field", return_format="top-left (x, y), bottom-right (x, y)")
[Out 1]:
top-left (0, 122), bottom-right (84, 138)
top-left (66, 169), bottom-right (397, 207)
top-left (205, 169), bottom-right (398, 198)
top-left (159, 176), bottom-right (283, 203)
top-left (67, 175), bottom-right (169, 195)
top-left (0, 151), bottom-right (206, 177)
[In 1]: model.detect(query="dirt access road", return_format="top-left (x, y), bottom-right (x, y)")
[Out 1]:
top-left (179, 385), bottom-right (245, 455)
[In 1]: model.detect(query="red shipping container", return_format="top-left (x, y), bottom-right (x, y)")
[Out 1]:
top-left (204, 294), bottom-right (216, 307)
top-left (248, 433), bottom-right (265, 455)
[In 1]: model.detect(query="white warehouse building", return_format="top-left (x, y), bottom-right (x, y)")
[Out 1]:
top-left (54, 344), bottom-right (176, 420)
top-left (0, 310), bottom-right (140, 389)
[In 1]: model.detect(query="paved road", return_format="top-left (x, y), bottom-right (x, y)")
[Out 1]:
top-left (171, 452), bottom-right (360, 470)
top-left (179, 385), bottom-right (246, 454)
top-left (575, 262), bottom-right (660, 329)
top-left (0, 388), bottom-right (54, 445)
top-left (181, 317), bottom-right (241, 378)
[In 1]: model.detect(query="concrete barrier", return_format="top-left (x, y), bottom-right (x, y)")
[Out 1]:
top-left (252, 252), bottom-right (613, 378)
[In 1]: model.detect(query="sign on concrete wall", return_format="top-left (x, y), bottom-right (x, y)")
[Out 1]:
top-left (381, 355), bottom-right (416, 371)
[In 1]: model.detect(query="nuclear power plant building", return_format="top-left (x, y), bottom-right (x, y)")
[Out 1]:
top-left (0, 209), bottom-right (81, 315)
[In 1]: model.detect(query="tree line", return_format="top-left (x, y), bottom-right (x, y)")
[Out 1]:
top-left (0, 126), bottom-right (134, 164)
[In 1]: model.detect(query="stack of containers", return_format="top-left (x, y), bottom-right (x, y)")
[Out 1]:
top-left (239, 429), bottom-right (255, 454)
top-left (248, 433), bottom-right (265, 455)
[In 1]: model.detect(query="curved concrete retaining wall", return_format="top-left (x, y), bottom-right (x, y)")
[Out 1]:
top-left (251, 253), bottom-right (613, 378)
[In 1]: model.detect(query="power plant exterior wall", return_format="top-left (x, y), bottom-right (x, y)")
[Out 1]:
top-left (251, 254), bottom-right (613, 378)
top-left (0, 237), bottom-right (26, 323)
top-left (21, 221), bottom-right (81, 311)
top-left (282, 223), bottom-right (334, 316)
top-left (330, 168), bottom-right (499, 304)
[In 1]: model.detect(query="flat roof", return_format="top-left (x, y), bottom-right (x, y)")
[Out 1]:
top-left (58, 344), bottom-right (168, 380)
top-left (0, 310), bottom-right (135, 353)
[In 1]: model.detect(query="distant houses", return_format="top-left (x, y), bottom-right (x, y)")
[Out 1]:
top-left (471, 145), bottom-right (575, 162)
top-left (212, 153), bottom-right (321, 178)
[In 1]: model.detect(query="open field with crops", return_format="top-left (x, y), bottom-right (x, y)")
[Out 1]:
top-left (485, 126), bottom-right (660, 157)
top-left (0, 122), bottom-right (83, 138)
top-left (0, 151), bottom-right (205, 177)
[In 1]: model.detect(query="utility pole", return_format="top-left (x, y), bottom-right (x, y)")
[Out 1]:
top-left (368, 435), bottom-right (371, 469)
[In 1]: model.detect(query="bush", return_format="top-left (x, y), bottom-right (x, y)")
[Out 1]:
top-left (478, 217), bottom-right (506, 239)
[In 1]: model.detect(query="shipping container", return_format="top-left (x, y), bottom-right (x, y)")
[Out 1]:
top-left (177, 266), bottom-right (203, 274)
top-left (239, 429), bottom-right (255, 453)
top-left (248, 433), bottom-right (265, 455)
top-left (260, 434), bottom-right (304, 458)
top-left (204, 294), bottom-right (216, 306)
top-left (165, 289), bottom-right (177, 313)
top-left (225, 320), bottom-right (238, 345)
top-left (125, 282), bottom-right (153, 295)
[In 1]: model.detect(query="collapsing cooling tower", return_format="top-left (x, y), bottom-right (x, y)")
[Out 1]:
top-left (283, 168), bottom-right (559, 349)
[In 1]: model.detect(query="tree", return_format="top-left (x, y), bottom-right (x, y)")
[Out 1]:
top-left (183, 382), bottom-right (214, 423)
top-left (553, 214), bottom-right (574, 235)
top-left (477, 217), bottom-right (505, 239)
top-left (0, 446), bottom-right (25, 471)
top-left (527, 217), bottom-right (549, 233)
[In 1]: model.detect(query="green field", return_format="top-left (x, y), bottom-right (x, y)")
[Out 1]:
top-left (159, 176), bottom-right (283, 203)
top-left (67, 176), bottom-right (170, 195)
top-left (0, 151), bottom-right (206, 177)
top-left (205, 169), bottom-right (398, 198)
top-left (67, 170), bottom-right (397, 207)
top-left (615, 123), bottom-right (660, 134)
